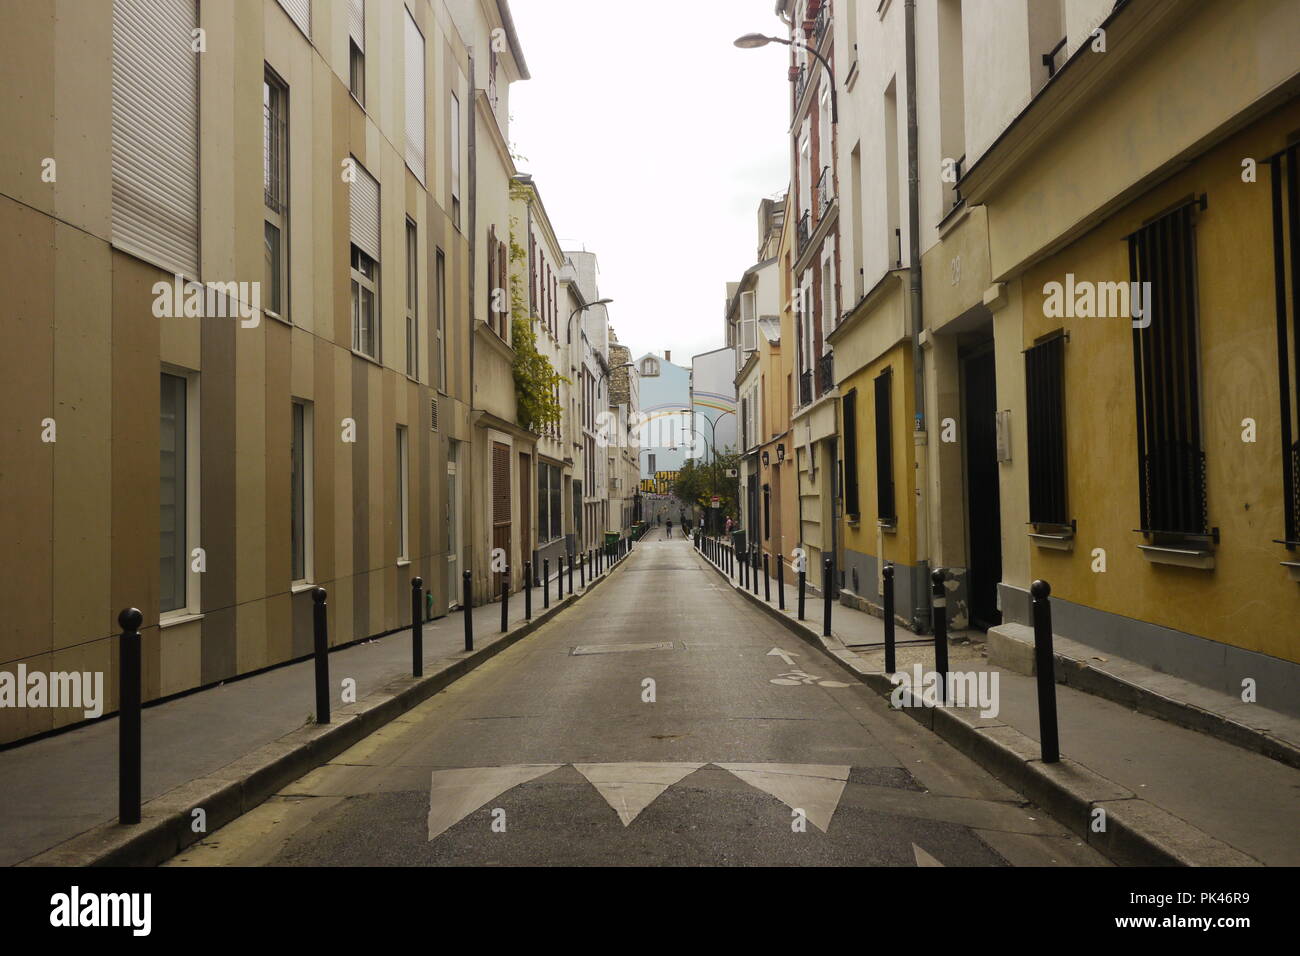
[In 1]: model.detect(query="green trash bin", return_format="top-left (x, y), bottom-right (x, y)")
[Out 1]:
top-left (604, 531), bottom-right (619, 556)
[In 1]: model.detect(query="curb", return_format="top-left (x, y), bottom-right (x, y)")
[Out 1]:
top-left (693, 547), bottom-right (1260, 867)
top-left (20, 555), bottom-right (630, 868)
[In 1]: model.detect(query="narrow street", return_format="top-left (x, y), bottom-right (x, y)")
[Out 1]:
top-left (168, 537), bottom-right (1103, 868)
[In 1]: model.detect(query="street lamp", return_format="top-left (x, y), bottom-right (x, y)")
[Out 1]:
top-left (568, 298), bottom-right (613, 344)
top-left (734, 32), bottom-right (837, 122)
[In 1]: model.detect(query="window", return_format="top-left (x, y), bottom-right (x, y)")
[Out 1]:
top-left (842, 388), bottom-right (860, 518)
top-left (349, 158), bottom-right (380, 357)
top-left (276, 0), bottom-right (311, 38)
top-left (348, 0), bottom-right (364, 104)
top-left (436, 248), bottom-right (447, 390)
top-left (450, 91), bottom-right (462, 227)
top-left (875, 368), bottom-right (896, 523)
top-left (291, 400), bottom-right (313, 583)
top-left (821, 248), bottom-right (837, 341)
top-left (351, 247), bottom-right (377, 357)
top-left (1271, 142), bottom-right (1300, 546)
top-left (1128, 199), bottom-right (1208, 539)
top-left (648, 453), bottom-right (656, 474)
top-left (160, 372), bottom-right (192, 614)
top-left (397, 426), bottom-right (410, 562)
top-left (1025, 334), bottom-right (1068, 528)
top-left (404, 9), bottom-right (426, 183)
top-left (110, 0), bottom-right (199, 279)
top-left (264, 69), bottom-right (289, 320)
top-left (640, 357), bottom-right (660, 377)
top-left (538, 463), bottom-right (563, 543)
top-left (406, 219), bottom-right (418, 378)
top-left (741, 291), bottom-right (757, 352)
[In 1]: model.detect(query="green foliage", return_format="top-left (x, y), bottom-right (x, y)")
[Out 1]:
top-left (508, 211), bottom-right (567, 434)
top-left (670, 453), bottom-right (742, 518)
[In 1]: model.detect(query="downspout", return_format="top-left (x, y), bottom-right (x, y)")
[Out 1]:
top-left (905, 0), bottom-right (931, 633)
top-left (466, 53), bottom-right (478, 607)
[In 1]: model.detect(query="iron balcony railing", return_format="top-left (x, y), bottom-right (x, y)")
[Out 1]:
top-left (816, 165), bottom-right (833, 220)
top-left (799, 369), bottom-right (813, 407)
top-left (950, 154), bottom-right (966, 211)
top-left (817, 352), bottom-right (835, 396)
top-left (797, 209), bottom-right (811, 255)
top-left (1042, 36), bottom-right (1068, 79)
top-left (794, 64), bottom-right (809, 108)
top-left (813, 1), bottom-right (830, 46)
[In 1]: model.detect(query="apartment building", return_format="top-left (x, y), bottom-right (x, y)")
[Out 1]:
top-left (0, 0), bottom-right (481, 745)
top-left (780, 0), bottom-right (843, 586)
top-left (816, 0), bottom-right (1300, 709)
top-left (565, 250), bottom-right (614, 548)
top-left (607, 338), bottom-right (641, 531)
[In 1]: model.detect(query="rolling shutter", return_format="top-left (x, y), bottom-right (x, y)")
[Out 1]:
top-left (404, 9), bottom-right (426, 184)
top-left (276, 0), bottom-right (311, 38)
top-left (111, 0), bottom-right (199, 279)
top-left (349, 158), bottom-right (380, 260)
top-left (347, 0), bottom-right (364, 50)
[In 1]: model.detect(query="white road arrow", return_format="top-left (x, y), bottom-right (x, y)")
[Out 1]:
top-left (913, 843), bottom-right (945, 867)
top-left (767, 647), bottom-right (798, 666)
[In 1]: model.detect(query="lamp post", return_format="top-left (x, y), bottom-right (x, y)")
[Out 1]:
top-left (734, 32), bottom-right (837, 123)
top-left (567, 297), bottom-right (614, 345)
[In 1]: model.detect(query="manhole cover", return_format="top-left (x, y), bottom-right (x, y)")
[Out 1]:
top-left (571, 642), bottom-right (677, 655)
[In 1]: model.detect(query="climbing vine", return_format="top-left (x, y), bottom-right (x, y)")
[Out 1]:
top-left (508, 208), bottom-right (567, 434)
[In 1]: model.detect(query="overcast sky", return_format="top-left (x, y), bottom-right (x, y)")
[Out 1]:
top-left (508, 0), bottom-right (790, 366)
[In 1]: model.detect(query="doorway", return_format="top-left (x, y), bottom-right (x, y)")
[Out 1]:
top-left (962, 344), bottom-right (1002, 630)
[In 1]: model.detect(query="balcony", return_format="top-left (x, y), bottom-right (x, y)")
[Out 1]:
top-left (817, 352), bottom-right (834, 396)
top-left (812, 1), bottom-right (830, 47)
top-left (797, 209), bottom-right (811, 255)
top-left (816, 165), bottom-right (833, 220)
top-left (799, 370), bottom-right (813, 408)
top-left (794, 64), bottom-right (809, 109)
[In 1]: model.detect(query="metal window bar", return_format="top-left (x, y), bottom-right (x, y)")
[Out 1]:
top-left (799, 369), bottom-right (813, 407)
top-left (1025, 335), bottom-right (1068, 526)
top-left (1128, 198), bottom-right (1208, 538)
top-left (813, 0), bottom-right (830, 46)
top-left (264, 101), bottom-right (287, 215)
top-left (842, 388), bottom-right (859, 517)
top-left (797, 209), bottom-right (811, 254)
top-left (817, 165), bottom-right (833, 219)
top-left (875, 368), bottom-right (896, 522)
top-left (1271, 143), bottom-right (1300, 546)
top-left (817, 352), bottom-right (834, 396)
top-left (1042, 36), bottom-right (1068, 78)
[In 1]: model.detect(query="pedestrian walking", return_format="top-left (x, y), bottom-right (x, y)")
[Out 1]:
top-left (665, 518), bottom-right (673, 540)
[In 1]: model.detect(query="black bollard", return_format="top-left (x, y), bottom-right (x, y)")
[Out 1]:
top-left (463, 569), bottom-right (474, 651)
top-left (763, 553), bottom-right (771, 603)
top-left (117, 607), bottom-right (143, 825)
top-left (1031, 580), bottom-right (1061, 763)
top-left (411, 577), bottom-right (424, 678)
top-left (798, 559), bottom-right (806, 621)
top-left (558, 556), bottom-right (565, 598)
top-left (580, 551), bottom-right (585, 588)
top-left (500, 567), bottom-right (509, 633)
top-left (311, 588), bottom-right (329, 724)
top-left (777, 554), bottom-right (786, 610)
top-left (932, 568), bottom-right (948, 704)
top-left (883, 564), bottom-right (896, 674)
top-left (524, 561), bottom-right (533, 620)
top-left (544, 558), bottom-right (551, 609)
top-left (569, 553), bottom-right (574, 593)
top-left (822, 557), bottom-right (833, 637)
top-left (752, 549), bottom-right (761, 596)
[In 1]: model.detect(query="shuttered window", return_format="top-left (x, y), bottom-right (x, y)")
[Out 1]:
top-left (741, 291), bottom-right (757, 351)
top-left (1270, 143), bottom-right (1300, 547)
top-left (404, 9), bottom-right (426, 184)
top-left (1025, 334), bottom-right (1069, 527)
top-left (492, 442), bottom-right (512, 526)
top-left (875, 368), bottom-right (896, 523)
top-left (349, 157), bottom-right (380, 261)
top-left (1128, 198), bottom-right (1208, 539)
top-left (276, 0), bottom-right (311, 38)
top-left (347, 0), bottom-right (364, 50)
top-left (842, 388), bottom-right (859, 519)
top-left (111, 0), bottom-right (199, 279)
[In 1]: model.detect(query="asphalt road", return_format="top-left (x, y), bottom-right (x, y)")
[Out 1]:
top-left (168, 537), bottom-right (1107, 867)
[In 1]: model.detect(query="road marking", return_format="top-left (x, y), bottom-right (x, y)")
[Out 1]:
top-left (770, 669), bottom-right (852, 688)
top-left (767, 647), bottom-right (798, 666)
top-left (913, 842), bottom-right (945, 867)
top-left (426, 765), bottom-right (561, 841)
top-left (573, 763), bottom-right (705, 826)
top-left (571, 641), bottom-right (676, 655)
top-left (716, 763), bottom-right (851, 833)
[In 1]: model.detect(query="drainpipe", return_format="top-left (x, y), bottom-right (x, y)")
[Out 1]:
top-left (466, 53), bottom-right (478, 607)
top-left (905, 0), bottom-right (931, 633)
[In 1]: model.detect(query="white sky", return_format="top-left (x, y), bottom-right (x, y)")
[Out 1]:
top-left (507, 0), bottom-right (790, 365)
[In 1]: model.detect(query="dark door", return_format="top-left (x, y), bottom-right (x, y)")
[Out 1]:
top-left (963, 347), bottom-right (1003, 630)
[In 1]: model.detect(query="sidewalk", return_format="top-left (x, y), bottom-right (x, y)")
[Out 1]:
top-left (1, 556), bottom-right (615, 867)
top-left (693, 536), bottom-right (1300, 866)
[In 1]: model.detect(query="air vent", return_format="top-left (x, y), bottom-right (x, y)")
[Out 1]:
top-left (430, 398), bottom-right (439, 432)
